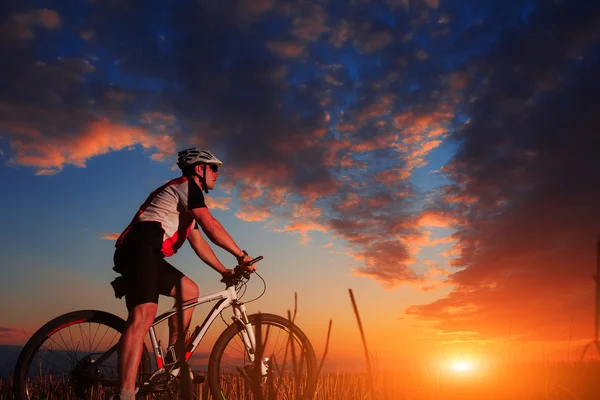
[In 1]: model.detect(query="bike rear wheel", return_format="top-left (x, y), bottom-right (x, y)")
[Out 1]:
top-left (207, 313), bottom-right (317, 400)
top-left (13, 310), bottom-right (151, 400)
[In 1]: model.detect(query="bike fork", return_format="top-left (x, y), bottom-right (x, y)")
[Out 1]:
top-left (234, 304), bottom-right (268, 376)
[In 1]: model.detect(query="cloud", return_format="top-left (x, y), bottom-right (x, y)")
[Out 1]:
top-left (1, 9), bottom-right (61, 41)
top-left (0, 326), bottom-right (25, 343)
top-left (412, 266), bottom-right (452, 292)
top-left (352, 239), bottom-right (419, 288)
top-left (205, 196), bottom-right (232, 211)
top-left (266, 40), bottom-right (307, 58)
top-left (407, 0), bottom-right (600, 341)
top-left (6, 119), bottom-right (176, 174)
top-left (235, 0), bottom-right (274, 26)
top-left (101, 232), bottom-right (120, 241)
top-left (289, 2), bottom-right (329, 41)
top-left (352, 22), bottom-right (394, 54)
top-left (4, 0), bottom-right (583, 298)
top-left (330, 20), bottom-right (350, 48)
top-left (0, 29), bottom-right (178, 174)
top-left (422, 0), bottom-right (439, 10)
top-left (418, 210), bottom-right (456, 228)
top-left (0, 326), bottom-right (20, 333)
top-left (235, 204), bottom-right (272, 222)
top-left (153, 0), bottom-right (478, 287)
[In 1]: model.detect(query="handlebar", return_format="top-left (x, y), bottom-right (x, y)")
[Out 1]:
top-left (220, 256), bottom-right (263, 287)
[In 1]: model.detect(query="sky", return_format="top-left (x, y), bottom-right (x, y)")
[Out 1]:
top-left (1, 0), bottom-right (600, 372)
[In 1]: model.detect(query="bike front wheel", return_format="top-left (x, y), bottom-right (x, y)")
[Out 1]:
top-left (13, 309), bottom-right (151, 400)
top-left (207, 313), bottom-right (318, 400)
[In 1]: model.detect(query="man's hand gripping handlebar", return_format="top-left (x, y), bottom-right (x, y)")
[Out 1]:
top-left (220, 256), bottom-right (263, 287)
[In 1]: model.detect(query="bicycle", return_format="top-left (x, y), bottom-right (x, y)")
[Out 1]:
top-left (13, 256), bottom-right (318, 399)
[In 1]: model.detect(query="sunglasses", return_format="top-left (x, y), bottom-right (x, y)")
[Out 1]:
top-left (209, 164), bottom-right (219, 173)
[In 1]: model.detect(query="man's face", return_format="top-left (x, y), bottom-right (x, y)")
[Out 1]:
top-left (198, 163), bottom-right (219, 190)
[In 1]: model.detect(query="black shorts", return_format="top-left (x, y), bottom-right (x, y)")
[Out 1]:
top-left (113, 243), bottom-right (185, 309)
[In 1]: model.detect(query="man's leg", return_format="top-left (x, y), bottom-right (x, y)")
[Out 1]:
top-left (167, 276), bottom-right (199, 346)
top-left (118, 302), bottom-right (158, 392)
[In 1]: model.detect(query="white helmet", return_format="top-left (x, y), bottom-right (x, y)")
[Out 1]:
top-left (177, 147), bottom-right (223, 169)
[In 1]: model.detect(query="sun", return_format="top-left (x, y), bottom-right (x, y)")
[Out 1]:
top-left (450, 360), bottom-right (474, 373)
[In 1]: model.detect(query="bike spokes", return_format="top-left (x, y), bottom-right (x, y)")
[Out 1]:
top-left (24, 321), bottom-right (121, 398)
top-left (217, 321), bottom-right (312, 399)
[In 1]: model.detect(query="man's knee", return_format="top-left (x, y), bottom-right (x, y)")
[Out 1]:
top-left (185, 278), bottom-right (200, 300)
top-left (170, 277), bottom-right (199, 302)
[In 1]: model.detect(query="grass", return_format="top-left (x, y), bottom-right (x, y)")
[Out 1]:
top-left (313, 360), bottom-right (600, 400)
top-left (3, 360), bottom-right (600, 399)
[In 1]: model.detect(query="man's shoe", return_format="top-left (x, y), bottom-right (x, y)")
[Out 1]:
top-left (109, 387), bottom-right (139, 400)
top-left (164, 345), bottom-right (177, 365)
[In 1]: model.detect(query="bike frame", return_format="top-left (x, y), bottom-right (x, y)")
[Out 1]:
top-left (149, 283), bottom-right (258, 373)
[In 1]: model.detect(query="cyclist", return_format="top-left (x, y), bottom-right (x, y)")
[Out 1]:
top-left (111, 147), bottom-right (255, 400)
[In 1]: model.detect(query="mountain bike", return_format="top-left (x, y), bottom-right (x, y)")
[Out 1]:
top-left (13, 256), bottom-right (318, 399)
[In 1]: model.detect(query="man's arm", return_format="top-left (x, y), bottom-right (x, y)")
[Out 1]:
top-left (187, 228), bottom-right (230, 275)
top-left (190, 207), bottom-right (245, 259)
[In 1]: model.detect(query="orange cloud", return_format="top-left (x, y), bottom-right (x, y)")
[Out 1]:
top-left (290, 3), bottom-right (329, 41)
top-left (423, 0), bottom-right (440, 9)
top-left (236, 0), bottom-right (274, 26)
top-left (449, 194), bottom-right (479, 204)
top-left (426, 265), bottom-right (451, 277)
top-left (101, 232), bottom-right (120, 241)
top-left (447, 71), bottom-right (470, 90)
top-left (238, 184), bottom-right (263, 200)
top-left (7, 9), bottom-right (61, 40)
top-left (321, 138), bottom-right (351, 167)
top-left (352, 240), bottom-right (420, 289)
top-left (418, 210), bottom-right (456, 228)
top-left (205, 196), bottom-right (231, 210)
top-left (271, 198), bottom-right (328, 243)
top-left (413, 278), bottom-right (452, 293)
top-left (336, 193), bottom-right (360, 212)
top-left (330, 20), bottom-right (350, 48)
top-left (403, 231), bottom-right (433, 255)
top-left (276, 221), bottom-right (328, 244)
top-left (324, 74), bottom-right (343, 86)
top-left (6, 119), bottom-right (176, 174)
top-left (429, 236), bottom-right (456, 246)
top-left (266, 187), bottom-right (288, 206)
top-left (386, 109), bottom-right (455, 180)
top-left (440, 245), bottom-right (461, 258)
top-left (235, 204), bottom-right (272, 222)
top-left (354, 95), bottom-right (394, 122)
top-left (354, 29), bottom-right (393, 54)
top-left (266, 41), bottom-right (306, 58)
top-left (395, 111), bottom-right (452, 139)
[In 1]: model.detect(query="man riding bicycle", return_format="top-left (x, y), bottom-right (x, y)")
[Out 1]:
top-left (111, 147), bottom-right (255, 400)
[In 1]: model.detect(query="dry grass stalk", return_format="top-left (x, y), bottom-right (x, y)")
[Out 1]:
top-left (348, 288), bottom-right (375, 398)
